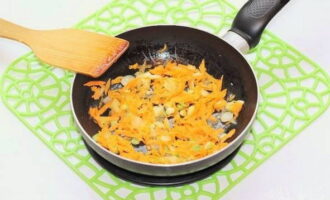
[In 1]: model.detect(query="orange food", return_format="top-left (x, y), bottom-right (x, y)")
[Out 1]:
top-left (85, 60), bottom-right (244, 164)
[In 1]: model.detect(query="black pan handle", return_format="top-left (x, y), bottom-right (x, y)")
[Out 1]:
top-left (230, 0), bottom-right (290, 48)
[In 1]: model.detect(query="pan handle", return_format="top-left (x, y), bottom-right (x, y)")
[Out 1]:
top-left (224, 0), bottom-right (290, 53)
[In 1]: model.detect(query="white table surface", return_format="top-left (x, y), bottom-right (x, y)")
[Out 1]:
top-left (0, 0), bottom-right (329, 199)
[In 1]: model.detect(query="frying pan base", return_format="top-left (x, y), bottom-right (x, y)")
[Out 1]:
top-left (85, 139), bottom-right (240, 186)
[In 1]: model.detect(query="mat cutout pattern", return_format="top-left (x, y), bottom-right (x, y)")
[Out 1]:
top-left (1, 0), bottom-right (329, 199)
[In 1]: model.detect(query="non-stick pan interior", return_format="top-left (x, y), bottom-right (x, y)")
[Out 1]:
top-left (72, 25), bottom-right (258, 143)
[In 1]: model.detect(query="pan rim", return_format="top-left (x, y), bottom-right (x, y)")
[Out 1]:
top-left (70, 24), bottom-right (259, 168)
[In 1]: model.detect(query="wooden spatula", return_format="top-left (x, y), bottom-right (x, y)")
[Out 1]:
top-left (0, 18), bottom-right (129, 77)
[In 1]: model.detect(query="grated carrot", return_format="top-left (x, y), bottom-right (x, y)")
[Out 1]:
top-left (84, 60), bottom-right (244, 164)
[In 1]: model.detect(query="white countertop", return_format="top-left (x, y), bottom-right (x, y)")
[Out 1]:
top-left (0, 0), bottom-right (329, 199)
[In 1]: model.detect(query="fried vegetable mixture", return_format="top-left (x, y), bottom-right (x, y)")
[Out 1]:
top-left (85, 60), bottom-right (244, 164)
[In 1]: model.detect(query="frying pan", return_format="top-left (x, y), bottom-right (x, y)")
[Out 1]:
top-left (72, 0), bottom-right (289, 176)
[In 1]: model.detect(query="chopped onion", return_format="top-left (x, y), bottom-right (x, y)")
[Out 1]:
top-left (101, 96), bottom-right (110, 104)
top-left (121, 75), bottom-right (135, 86)
top-left (220, 112), bottom-right (234, 122)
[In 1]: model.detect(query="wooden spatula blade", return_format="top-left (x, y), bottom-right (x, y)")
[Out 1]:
top-left (29, 29), bottom-right (129, 77)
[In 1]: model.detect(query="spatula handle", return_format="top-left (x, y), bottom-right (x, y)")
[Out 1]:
top-left (0, 18), bottom-right (33, 44)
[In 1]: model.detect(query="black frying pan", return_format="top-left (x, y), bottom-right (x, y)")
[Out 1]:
top-left (72, 0), bottom-right (289, 176)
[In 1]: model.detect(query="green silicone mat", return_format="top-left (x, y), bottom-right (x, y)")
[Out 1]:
top-left (1, 0), bottom-right (329, 199)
